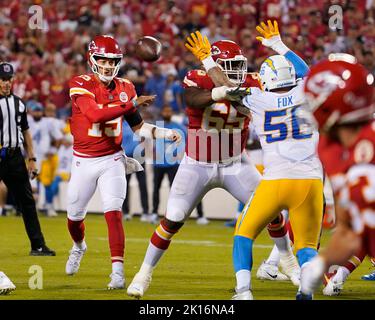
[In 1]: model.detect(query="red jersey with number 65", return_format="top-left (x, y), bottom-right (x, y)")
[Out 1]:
top-left (69, 74), bottom-right (137, 157)
top-left (183, 70), bottom-right (260, 162)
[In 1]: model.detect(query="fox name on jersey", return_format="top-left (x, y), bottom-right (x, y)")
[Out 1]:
top-left (69, 74), bottom-right (137, 157)
top-left (183, 69), bottom-right (260, 162)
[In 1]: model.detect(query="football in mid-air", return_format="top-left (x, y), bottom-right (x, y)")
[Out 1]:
top-left (135, 36), bottom-right (162, 62)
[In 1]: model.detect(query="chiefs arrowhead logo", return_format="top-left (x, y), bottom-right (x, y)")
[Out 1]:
top-left (211, 45), bottom-right (221, 56)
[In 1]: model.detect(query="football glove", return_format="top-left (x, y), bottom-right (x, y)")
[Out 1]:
top-left (256, 20), bottom-right (288, 55)
top-left (185, 31), bottom-right (212, 61)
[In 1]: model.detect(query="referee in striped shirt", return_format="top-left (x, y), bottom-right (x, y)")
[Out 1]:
top-left (0, 62), bottom-right (55, 256)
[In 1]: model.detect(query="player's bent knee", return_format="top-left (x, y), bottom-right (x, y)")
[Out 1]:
top-left (102, 198), bottom-right (124, 214)
top-left (67, 206), bottom-right (87, 221)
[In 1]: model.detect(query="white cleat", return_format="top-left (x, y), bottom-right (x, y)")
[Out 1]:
top-left (107, 273), bottom-right (125, 290)
top-left (123, 214), bottom-right (132, 221)
top-left (232, 290), bottom-right (253, 300)
top-left (279, 252), bottom-right (301, 287)
top-left (149, 213), bottom-right (159, 225)
top-left (323, 277), bottom-right (344, 296)
top-left (256, 260), bottom-right (288, 281)
top-left (127, 270), bottom-right (152, 299)
top-left (65, 245), bottom-right (87, 275)
top-left (196, 217), bottom-right (210, 225)
top-left (47, 209), bottom-right (58, 217)
top-left (0, 272), bottom-right (16, 295)
top-left (300, 256), bottom-right (325, 296)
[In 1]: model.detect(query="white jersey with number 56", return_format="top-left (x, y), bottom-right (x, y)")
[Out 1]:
top-left (243, 80), bottom-right (323, 180)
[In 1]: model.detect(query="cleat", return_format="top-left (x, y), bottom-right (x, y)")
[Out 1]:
top-left (46, 209), bottom-right (58, 217)
top-left (65, 244), bottom-right (87, 275)
top-left (362, 271), bottom-right (375, 281)
top-left (140, 214), bottom-right (150, 222)
top-left (0, 272), bottom-right (16, 295)
top-left (149, 213), bottom-right (159, 225)
top-left (30, 245), bottom-right (56, 256)
top-left (196, 217), bottom-right (209, 225)
top-left (232, 290), bottom-right (253, 300)
top-left (300, 257), bottom-right (325, 296)
top-left (256, 260), bottom-right (288, 281)
top-left (122, 214), bottom-right (132, 221)
top-left (127, 270), bottom-right (152, 299)
top-left (279, 252), bottom-right (301, 286)
top-left (323, 277), bottom-right (344, 296)
top-left (296, 290), bottom-right (313, 300)
top-left (107, 273), bottom-right (125, 290)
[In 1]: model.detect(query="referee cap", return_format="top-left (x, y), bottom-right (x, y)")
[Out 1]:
top-left (0, 62), bottom-right (14, 80)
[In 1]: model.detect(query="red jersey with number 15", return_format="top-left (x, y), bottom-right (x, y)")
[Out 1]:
top-left (183, 70), bottom-right (261, 162)
top-left (69, 74), bottom-right (137, 157)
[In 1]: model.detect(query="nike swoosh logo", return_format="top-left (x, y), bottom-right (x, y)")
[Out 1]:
top-left (266, 272), bottom-right (277, 279)
top-left (114, 157), bottom-right (122, 161)
top-left (76, 81), bottom-right (83, 85)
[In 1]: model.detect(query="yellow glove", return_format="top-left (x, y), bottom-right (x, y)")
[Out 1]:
top-left (255, 20), bottom-right (288, 55)
top-left (256, 20), bottom-right (280, 41)
top-left (185, 31), bottom-right (211, 61)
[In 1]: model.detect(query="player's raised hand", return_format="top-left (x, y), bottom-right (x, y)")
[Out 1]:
top-left (185, 31), bottom-right (211, 61)
top-left (134, 95), bottom-right (156, 107)
top-left (255, 20), bottom-right (282, 48)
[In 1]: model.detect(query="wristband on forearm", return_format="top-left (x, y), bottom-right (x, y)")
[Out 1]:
top-left (202, 56), bottom-right (217, 71)
top-left (272, 41), bottom-right (289, 55)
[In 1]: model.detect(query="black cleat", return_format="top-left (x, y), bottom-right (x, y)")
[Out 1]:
top-left (30, 245), bottom-right (56, 256)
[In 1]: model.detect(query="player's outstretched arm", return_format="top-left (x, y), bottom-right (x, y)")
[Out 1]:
top-left (256, 20), bottom-right (309, 78)
top-left (132, 121), bottom-right (182, 144)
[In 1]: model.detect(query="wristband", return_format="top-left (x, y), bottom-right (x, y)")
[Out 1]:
top-left (272, 41), bottom-right (289, 55)
top-left (202, 56), bottom-right (217, 71)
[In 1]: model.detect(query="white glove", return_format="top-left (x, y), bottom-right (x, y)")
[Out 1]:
top-left (211, 86), bottom-right (231, 101)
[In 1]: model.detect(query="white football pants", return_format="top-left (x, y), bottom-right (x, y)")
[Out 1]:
top-left (166, 153), bottom-right (261, 222)
top-left (67, 151), bottom-right (126, 221)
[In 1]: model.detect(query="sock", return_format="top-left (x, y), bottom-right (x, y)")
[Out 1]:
top-left (67, 218), bottom-right (85, 247)
top-left (45, 185), bottom-right (54, 205)
top-left (344, 252), bottom-right (366, 273)
top-left (105, 211), bottom-right (125, 264)
top-left (267, 213), bottom-right (291, 254)
top-left (112, 261), bottom-right (123, 276)
top-left (144, 218), bottom-right (183, 267)
top-left (296, 247), bottom-right (318, 267)
top-left (265, 244), bottom-right (280, 266)
top-left (235, 270), bottom-right (251, 292)
top-left (286, 220), bottom-right (294, 244)
top-left (233, 236), bottom-right (253, 292)
top-left (334, 266), bottom-right (350, 282)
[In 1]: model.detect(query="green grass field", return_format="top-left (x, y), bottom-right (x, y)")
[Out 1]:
top-left (0, 214), bottom-right (374, 300)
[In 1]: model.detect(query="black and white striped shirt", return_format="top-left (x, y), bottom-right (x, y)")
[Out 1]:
top-left (0, 94), bottom-right (29, 148)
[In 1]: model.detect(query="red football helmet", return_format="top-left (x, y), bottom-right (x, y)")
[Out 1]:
top-left (304, 53), bottom-right (374, 130)
top-left (211, 40), bottom-right (247, 85)
top-left (87, 35), bottom-right (123, 82)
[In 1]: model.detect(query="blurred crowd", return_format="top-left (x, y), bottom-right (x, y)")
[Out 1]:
top-left (0, 0), bottom-right (374, 120)
top-left (0, 0), bottom-right (374, 221)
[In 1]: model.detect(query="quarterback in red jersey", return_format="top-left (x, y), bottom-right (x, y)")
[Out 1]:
top-left (300, 53), bottom-right (375, 297)
top-left (127, 38), bottom-right (295, 299)
top-left (66, 35), bottom-right (181, 290)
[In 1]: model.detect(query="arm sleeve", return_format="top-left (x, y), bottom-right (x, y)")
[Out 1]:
top-left (76, 95), bottom-right (135, 123)
top-left (284, 50), bottom-right (309, 79)
top-left (124, 109), bottom-right (143, 128)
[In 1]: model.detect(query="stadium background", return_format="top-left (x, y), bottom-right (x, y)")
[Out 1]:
top-left (1, 0), bottom-right (374, 219)
top-left (0, 0), bottom-right (374, 301)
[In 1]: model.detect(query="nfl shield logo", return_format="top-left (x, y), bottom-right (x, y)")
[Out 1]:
top-left (119, 92), bottom-right (128, 102)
